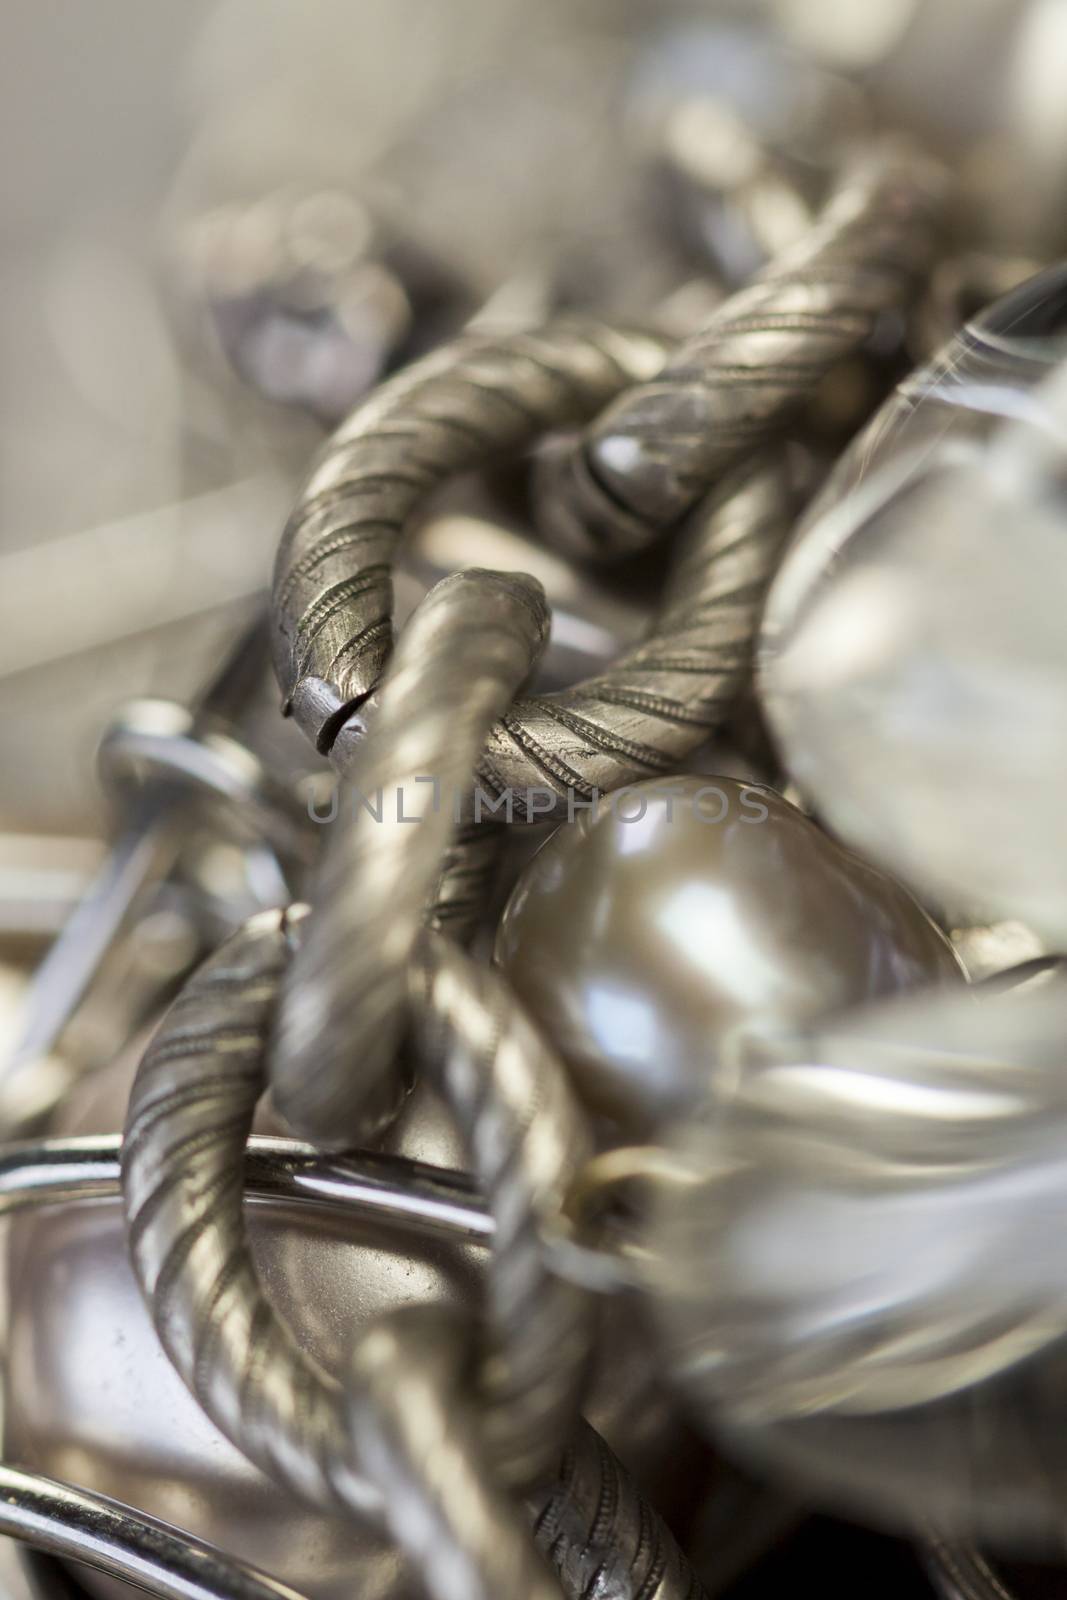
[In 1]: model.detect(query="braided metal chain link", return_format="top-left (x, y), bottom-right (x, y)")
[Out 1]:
top-left (411, 933), bottom-right (594, 1492)
top-left (273, 322), bottom-right (797, 822)
top-left (271, 320), bottom-right (669, 754)
top-left (121, 910), bottom-right (706, 1600)
top-left (534, 142), bottom-right (947, 557)
top-left (477, 446), bottom-right (795, 820)
top-left (269, 567), bottom-right (548, 1148)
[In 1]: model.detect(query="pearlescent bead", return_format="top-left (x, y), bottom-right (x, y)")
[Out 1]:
top-left (495, 775), bottom-right (962, 1130)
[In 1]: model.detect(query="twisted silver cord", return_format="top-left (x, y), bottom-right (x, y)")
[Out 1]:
top-left (121, 910), bottom-right (708, 1600)
top-left (426, 818), bottom-right (505, 943)
top-left (412, 932), bottom-right (594, 1491)
top-left (348, 1304), bottom-right (706, 1600)
top-left (122, 907), bottom-right (367, 1518)
top-left (273, 323), bottom-right (794, 824)
top-left (269, 567), bottom-right (548, 1149)
top-left (271, 319), bottom-right (669, 753)
top-left (0, 1465), bottom-right (306, 1600)
top-left (347, 1303), bottom-right (564, 1600)
top-left (536, 142), bottom-right (947, 557)
top-left (530, 1419), bottom-right (705, 1600)
top-left (477, 449), bottom-right (796, 820)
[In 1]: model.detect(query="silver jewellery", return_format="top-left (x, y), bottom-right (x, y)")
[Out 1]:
top-left (120, 907), bottom-right (703, 1600)
top-left (13, 15), bottom-right (1067, 1600)
top-left (270, 320), bottom-right (669, 751)
top-left (535, 143), bottom-right (948, 557)
top-left (270, 567), bottom-right (550, 1147)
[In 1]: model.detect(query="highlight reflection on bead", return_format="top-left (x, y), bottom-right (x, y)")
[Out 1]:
top-left (495, 776), bottom-right (962, 1130)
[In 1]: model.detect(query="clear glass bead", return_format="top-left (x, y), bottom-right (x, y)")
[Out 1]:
top-left (645, 976), bottom-right (1067, 1546)
top-left (759, 265), bottom-right (1067, 941)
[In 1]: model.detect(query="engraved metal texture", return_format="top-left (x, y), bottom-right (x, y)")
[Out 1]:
top-left (270, 321), bottom-right (669, 752)
top-left (538, 144), bottom-right (947, 555)
top-left (121, 911), bottom-right (706, 1600)
top-left (269, 568), bottom-right (548, 1148)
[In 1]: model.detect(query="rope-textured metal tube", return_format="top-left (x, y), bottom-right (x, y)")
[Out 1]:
top-left (412, 932), bottom-right (594, 1491)
top-left (476, 450), bottom-right (796, 820)
top-left (269, 568), bottom-right (548, 1149)
top-left (121, 907), bottom-right (372, 1518)
top-left (121, 910), bottom-right (708, 1600)
top-left (271, 320), bottom-right (668, 753)
top-left (536, 143), bottom-right (947, 557)
top-left (426, 818), bottom-right (505, 944)
top-left (347, 1304), bottom-right (564, 1600)
top-left (530, 1419), bottom-right (705, 1600)
top-left (347, 1306), bottom-right (708, 1600)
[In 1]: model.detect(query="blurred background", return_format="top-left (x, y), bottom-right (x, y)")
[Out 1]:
top-left (5, 0), bottom-right (1067, 828)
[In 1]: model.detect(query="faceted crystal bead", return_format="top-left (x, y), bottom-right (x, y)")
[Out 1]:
top-left (759, 265), bottom-right (1067, 942)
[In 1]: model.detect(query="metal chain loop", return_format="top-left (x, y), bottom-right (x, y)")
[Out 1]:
top-left (269, 567), bottom-right (548, 1148)
top-left (121, 135), bottom-right (956, 1600)
top-left (477, 447), bottom-right (795, 820)
top-left (271, 320), bottom-right (669, 754)
top-left (534, 142), bottom-right (947, 557)
top-left (121, 909), bottom-right (707, 1600)
top-left (273, 323), bottom-right (800, 830)
top-left (411, 932), bottom-right (594, 1492)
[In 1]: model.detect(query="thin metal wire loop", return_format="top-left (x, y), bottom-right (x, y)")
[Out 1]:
top-left (0, 1465), bottom-right (306, 1600)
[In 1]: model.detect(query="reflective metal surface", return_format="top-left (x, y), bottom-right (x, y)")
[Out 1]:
top-left (111, 910), bottom-right (711, 1598)
top-left (497, 775), bottom-right (962, 1129)
top-left (0, 1467), bottom-right (306, 1600)
top-left (479, 449), bottom-right (797, 821)
top-left (10, 3), bottom-right (1067, 1594)
top-left (271, 569), bottom-right (547, 1148)
top-left (270, 320), bottom-right (668, 752)
top-left (411, 934), bottom-right (593, 1490)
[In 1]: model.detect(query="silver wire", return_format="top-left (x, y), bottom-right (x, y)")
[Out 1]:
top-left (0, 1464), bottom-right (306, 1600)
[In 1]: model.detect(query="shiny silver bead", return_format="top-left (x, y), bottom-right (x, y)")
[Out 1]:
top-left (496, 774), bottom-right (962, 1130)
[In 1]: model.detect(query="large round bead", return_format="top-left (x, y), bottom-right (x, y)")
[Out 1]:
top-left (495, 775), bottom-right (962, 1130)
